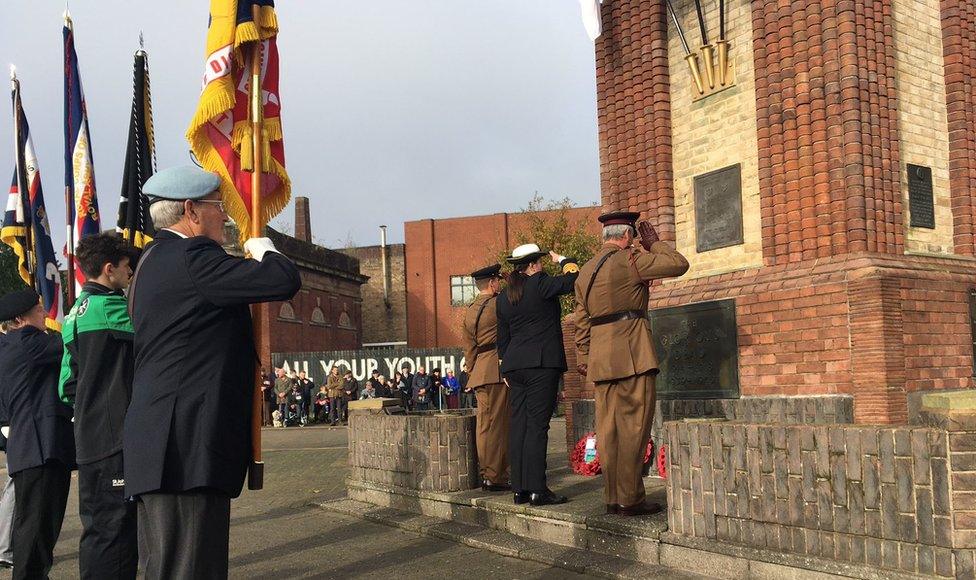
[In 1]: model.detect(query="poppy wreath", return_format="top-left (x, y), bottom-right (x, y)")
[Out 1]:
top-left (570, 433), bottom-right (655, 477)
top-left (657, 443), bottom-right (668, 479)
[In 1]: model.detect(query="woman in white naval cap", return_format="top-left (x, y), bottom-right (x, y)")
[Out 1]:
top-left (495, 243), bottom-right (579, 506)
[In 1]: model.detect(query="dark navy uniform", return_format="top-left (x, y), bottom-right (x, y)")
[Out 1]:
top-left (496, 249), bottom-right (578, 503)
top-left (123, 229), bottom-right (300, 577)
top-left (0, 323), bottom-right (75, 579)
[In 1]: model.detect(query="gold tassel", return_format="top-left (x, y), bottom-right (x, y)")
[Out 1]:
top-left (261, 129), bottom-right (272, 173)
top-left (240, 125), bottom-right (254, 172)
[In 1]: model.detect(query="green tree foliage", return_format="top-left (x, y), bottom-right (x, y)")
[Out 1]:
top-left (0, 243), bottom-right (27, 296)
top-left (494, 195), bottom-right (601, 317)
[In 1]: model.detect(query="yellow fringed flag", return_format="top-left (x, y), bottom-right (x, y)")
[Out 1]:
top-left (186, 0), bottom-right (289, 242)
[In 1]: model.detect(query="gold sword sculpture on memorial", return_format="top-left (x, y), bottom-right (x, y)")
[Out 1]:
top-left (666, 0), bottom-right (735, 98)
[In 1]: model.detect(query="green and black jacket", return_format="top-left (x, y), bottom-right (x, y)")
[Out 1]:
top-left (58, 282), bottom-right (135, 465)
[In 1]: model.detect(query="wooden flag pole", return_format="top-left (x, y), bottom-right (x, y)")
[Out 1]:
top-left (246, 3), bottom-right (266, 491)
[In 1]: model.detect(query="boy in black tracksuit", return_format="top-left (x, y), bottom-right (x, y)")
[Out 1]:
top-left (58, 234), bottom-right (139, 580)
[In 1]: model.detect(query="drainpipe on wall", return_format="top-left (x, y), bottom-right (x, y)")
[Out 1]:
top-left (380, 225), bottom-right (390, 308)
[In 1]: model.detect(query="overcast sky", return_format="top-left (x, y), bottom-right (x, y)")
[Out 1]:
top-left (0, 0), bottom-right (601, 250)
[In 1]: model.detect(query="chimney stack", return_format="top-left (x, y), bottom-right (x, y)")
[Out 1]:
top-left (295, 196), bottom-right (311, 242)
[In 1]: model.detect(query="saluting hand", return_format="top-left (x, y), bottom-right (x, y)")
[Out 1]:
top-left (549, 251), bottom-right (565, 263)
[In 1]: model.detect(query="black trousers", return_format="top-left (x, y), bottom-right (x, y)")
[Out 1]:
top-left (506, 368), bottom-right (561, 493)
top-left (11, 461), bottom-right (71, 580)
top-left (138, 490), bottom-right (231, 580)
top-left (78, 452), bottom-right (138, 580)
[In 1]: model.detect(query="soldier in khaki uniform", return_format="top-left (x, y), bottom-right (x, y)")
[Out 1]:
top-left (574, 211), bottom-right (689, 516)
top-left (461, 264), bottom-right (510, 491)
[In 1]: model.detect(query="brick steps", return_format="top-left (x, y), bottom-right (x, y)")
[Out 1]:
top-left (319, 497), bottom-right (704, 580)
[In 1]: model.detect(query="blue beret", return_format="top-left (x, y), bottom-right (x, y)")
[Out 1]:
top-left (143, 166), bottom-right (221, 203)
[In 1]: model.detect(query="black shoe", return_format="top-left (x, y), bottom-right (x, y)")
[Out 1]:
top-left (513, 491), bottom-right (530, 504)
top-left (606, 504), bottom-right (619, 515)
top-left (482, 479), bottom-right (511, 492)
top-left (529, 490), bottom-right (568, 506)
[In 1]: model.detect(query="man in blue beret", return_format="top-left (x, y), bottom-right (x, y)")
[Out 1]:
top-left (0, 289), bottom-right (76, 579)
top-left (122, 165), bottom-right (301, 579)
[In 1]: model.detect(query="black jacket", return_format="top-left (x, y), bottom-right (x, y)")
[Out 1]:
top-left (59, 282), bottom-right (134, 465)
top-left (123, 230), bottom-right (301, 498)
top-left (0, 327), bottom-right (76, 475)
top-left (496, 271), bottom-right (577, 373)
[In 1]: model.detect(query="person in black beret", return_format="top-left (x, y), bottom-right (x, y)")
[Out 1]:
top-left (0, 288), bottom-right (76, 579)
top-left (460, 263), bottom-right (510, 491)
top-left (496, 244), bottom-right (579, 506)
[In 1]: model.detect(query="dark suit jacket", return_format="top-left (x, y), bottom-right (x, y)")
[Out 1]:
top-left (496, 271), bottom-right (577, 373)
top-left (123, 230), bottom-right (301, 498)
top-left (0, 327), bottom-right (75, 475)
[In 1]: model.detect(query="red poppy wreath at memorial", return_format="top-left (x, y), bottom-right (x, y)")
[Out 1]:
top-left (570, 433), bottom-right (661, 477)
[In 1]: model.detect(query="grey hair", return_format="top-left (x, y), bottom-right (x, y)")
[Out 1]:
top-left (148, 200), bottom-right (185, 229)
top-left (602, 224), bottom-right (633, 241)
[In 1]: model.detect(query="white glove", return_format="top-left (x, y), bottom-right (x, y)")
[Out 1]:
top-left (243, 237), bottom-right (279, 262)
top-left (1, 426), bottom-right (9, 438)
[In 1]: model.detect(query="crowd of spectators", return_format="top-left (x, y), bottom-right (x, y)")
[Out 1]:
top-left (260, 362), bottom-right (475, 427)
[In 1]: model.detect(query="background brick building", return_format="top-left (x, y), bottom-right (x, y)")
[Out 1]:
top-left (228, 197), bottom-right (368, 368)
top-left (404, 207), bottom-right (601, 349)
top-left (341, 237), bottom-right (407, 346)
top-left (566, 0), bottom-right (976, 426)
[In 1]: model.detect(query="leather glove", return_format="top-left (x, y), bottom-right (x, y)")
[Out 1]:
top-left (243, 237), bottom-right (279, 261)
top-left (636, 220), bottom-right (659, 251)
top-left (576, 363), bottom-right (588, 377)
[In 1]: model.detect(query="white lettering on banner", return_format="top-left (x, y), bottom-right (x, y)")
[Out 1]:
top-left (201, 44), bottom-right (233, 89)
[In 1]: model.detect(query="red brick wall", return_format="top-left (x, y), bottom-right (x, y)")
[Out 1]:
top-left (941, 0), bottom-right (976, 255)
top-left (751, 0), bottom-right (903, 263)
top-left (595, 0), bottom-right (675, 240)
top-left (404, 208), bottom-right (602, 348)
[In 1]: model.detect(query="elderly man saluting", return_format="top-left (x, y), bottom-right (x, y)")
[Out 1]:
top-left (123, 166), bottom-right (301, 579)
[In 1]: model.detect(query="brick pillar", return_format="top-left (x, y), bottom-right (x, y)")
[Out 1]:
top-left (752, 0), bottom-right (903, 265)
top-left (294, 196), bottom-right (312, 243)
top-left (940, 1), bottom-right (976, 256)
top-left (848, 276), bottom-right (908, 424)
top-left (595, 0), bottom-right (675, 241)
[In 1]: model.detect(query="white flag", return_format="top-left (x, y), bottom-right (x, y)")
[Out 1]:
top-left (580, 0), bottom-right (603, 41)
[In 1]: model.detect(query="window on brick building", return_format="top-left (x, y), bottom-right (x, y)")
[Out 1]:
top-left (450, 275), bottom-right (477, 307)
top-left (278, 302), bottom-right (297, 321)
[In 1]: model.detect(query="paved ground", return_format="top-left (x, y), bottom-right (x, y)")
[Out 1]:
top-left (3, 419), bottom-right (600, 579)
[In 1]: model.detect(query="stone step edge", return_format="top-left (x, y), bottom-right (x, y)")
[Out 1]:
top-left (346, 478), bottom-right (665, 539)
top-left (317, 497), bottom-right (710, 580)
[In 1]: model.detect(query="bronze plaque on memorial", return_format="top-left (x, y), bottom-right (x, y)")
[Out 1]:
top-left (908, 164), bottom-right (935, 229)
top-left (649, 299), bottom-right (739, 399)
top-left (694, 164), bottom-right (743, 252)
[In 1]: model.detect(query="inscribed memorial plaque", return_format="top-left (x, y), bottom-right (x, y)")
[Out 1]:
top-left (694, 164), bottom-right (743, 252)
top-left (908, 164), bottom-right (935, 229)
top-left (649, 299), bottom-right (739, 400)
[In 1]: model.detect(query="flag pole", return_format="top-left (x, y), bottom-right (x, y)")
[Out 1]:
top-left (10, 68), bottom-right (36, 290)
top-left (63, 11), bottom-right (76, 309)
top-left (247, 3), bottom-right (265, 491)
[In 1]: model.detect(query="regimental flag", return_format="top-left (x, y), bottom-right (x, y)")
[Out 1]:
top-left (117, 50), bottom-right (157, 248)
top-left (64, 14), bottom-right (101, 289)
top-left (186, 0), bottom-right (290, 243)
top-left (2, 76), bottom-right (63, 331)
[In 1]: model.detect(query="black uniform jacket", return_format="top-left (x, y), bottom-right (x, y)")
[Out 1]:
top-left (496, 271), bottom-right (578, 374)
top-left (123, 230), bottom-right (301, 498)
top-left (0, 327), bottom-right (76, 475)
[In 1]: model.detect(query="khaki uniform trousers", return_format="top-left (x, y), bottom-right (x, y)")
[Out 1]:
top-left (594, 372), bottom-right (656, 507)
top-left (474, 383), bottom-right (510, 483)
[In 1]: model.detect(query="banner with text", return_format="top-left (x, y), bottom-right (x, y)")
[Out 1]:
top-left (272, 348), bottom-right (465, 385)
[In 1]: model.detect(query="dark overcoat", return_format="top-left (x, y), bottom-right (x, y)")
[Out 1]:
top-left (123, 230), bottom-right (301, 498)
top-left (0, 327), bottom-right (76, 475)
